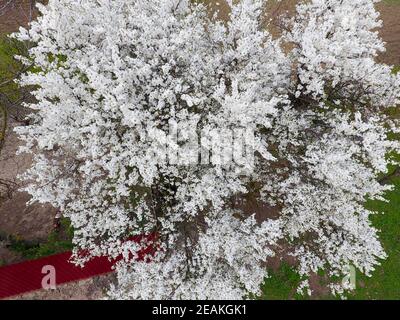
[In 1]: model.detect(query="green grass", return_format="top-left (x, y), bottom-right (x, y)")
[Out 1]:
top-left (7, 218), bottom-right (74, 260)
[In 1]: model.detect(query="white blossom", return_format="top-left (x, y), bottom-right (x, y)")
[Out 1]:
top-left (14, 0), bottom-right (400, 299)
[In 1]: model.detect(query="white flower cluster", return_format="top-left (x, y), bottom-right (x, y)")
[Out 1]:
top-left (14, 0), bottom-right (400, 299)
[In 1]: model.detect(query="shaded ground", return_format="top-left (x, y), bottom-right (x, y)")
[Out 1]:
top-left (0, 120), bottom-right (56, 266)
top-left (377, 1), bottom-right (400, 65)
top-left (201, 0), bottom-right (400, 66)
top-left (0, 0), bottom-right (41, 35)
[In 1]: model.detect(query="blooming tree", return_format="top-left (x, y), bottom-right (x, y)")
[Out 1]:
top-left (14, 0), bottom-right (400, 299)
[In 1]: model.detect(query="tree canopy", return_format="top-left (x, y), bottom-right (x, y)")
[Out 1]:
top-left (13, 0), bottom-right (400, 299)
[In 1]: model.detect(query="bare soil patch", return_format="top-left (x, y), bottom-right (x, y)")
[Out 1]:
top-left (0, 0), bottom-right (41, 35)
top-left (0, 120), bottom-right (56, 265)
top-left (377, 2), bottom-right (400, 65)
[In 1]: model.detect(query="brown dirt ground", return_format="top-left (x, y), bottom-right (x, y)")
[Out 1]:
top-left (0, 0), bottom-right (399, 299)
top-left (0, 0), bottom-right (42, 35)
top-left (0, 120), bottom-right (56, 266)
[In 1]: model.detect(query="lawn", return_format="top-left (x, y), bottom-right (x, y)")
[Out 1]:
top-left (0, 37), bottom-right (22, 99)
top-left (261, 66), bottom-right (400, 299)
